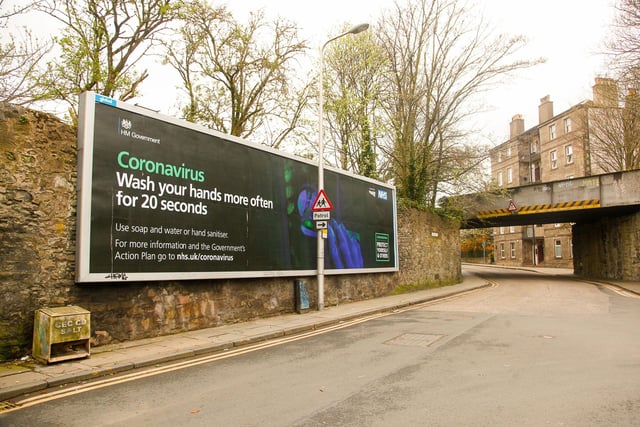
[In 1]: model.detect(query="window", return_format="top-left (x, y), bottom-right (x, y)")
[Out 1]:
top-left (507, 167), bottom-right (513, 184)
top-left (497, 171), bottom-right (503, 186)
top-left (564, 117), bottom-right (572, 133)
top-left (550, 150), bottom-right (558, 169)
top-left (497, 151), bottom-right (502, 163)
top-left (500, 243), bottom-right (505, 259)
top-left (499, 226), bottom-right (505, 235)
top-left (509, 226), bottom-right (515, 233)
top-left (510, 242), bottom-right (516, 259)
top-left (565, 145), bottom-right (573, 164)
top-left (530, 141), bottom-right (539, 154)
top-left (526, 226), bottom-right (534, 238)
top-left (554, 239), bottom-right (562, 258)
top-left (549, 124), bottom-right (557, 140)
top-left (506, 146), bottom-right (512, 158)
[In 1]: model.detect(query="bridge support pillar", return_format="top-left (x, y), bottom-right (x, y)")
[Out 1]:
top-left (573, 211), bottom-right (640, 281)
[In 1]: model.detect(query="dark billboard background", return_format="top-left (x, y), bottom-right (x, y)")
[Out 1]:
top-left (77, 93), bottom-right (397, 282)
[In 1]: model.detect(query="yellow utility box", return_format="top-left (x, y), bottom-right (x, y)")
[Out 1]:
top-left (32, 306), bottom-right (91, 364)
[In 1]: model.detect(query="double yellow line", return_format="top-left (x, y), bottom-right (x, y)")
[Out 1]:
top-left (2, 284), bottom-right (495, 413)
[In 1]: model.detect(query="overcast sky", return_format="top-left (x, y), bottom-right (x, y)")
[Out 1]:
top-left (7, 0), bottom-right (617, 145)
top-left (221, 0), bottom-right (616, 143)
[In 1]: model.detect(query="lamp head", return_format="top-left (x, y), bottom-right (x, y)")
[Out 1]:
top-left (348, 23), bottom-right (369, 35)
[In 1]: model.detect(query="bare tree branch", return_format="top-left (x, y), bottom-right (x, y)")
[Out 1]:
top-left (34, 0), bottom-right (180, 119)
top-left (376, 0), bottom-right (540, 205)
top-left (166, 1), bottom-right (309, 146)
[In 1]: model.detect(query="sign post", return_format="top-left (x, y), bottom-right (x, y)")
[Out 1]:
top-left (312, 189), bottom-right (333, 310)
top-left (316, 24), bottom-right (369, 310)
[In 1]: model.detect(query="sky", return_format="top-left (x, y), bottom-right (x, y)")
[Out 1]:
top-left (5, 0), bottom-right (617, 145)
top-left (215, 0), bottom-right (617, 144)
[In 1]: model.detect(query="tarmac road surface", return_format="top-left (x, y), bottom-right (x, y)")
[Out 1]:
top-left (2, 265), bottom-right (640, 426)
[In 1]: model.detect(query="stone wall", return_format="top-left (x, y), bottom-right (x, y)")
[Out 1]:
top-left (1, 105), bottom-right (79, 360)
top-left (395, 206), bottom-right (461, 286)
top-left (573, 212), bottom-right (640, 281)
top-left (0, 105), bottom-right (461, 361)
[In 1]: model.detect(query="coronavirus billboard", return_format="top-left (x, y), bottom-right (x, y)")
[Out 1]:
top-left (76, 92), bottom-right (398, 282)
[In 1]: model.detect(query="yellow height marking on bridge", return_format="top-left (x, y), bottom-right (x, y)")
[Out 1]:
top-left (477, 199), bottom-right (600, 218)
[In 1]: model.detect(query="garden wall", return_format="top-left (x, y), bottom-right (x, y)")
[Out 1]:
top-left (0, 104), bottom-right (461, 361)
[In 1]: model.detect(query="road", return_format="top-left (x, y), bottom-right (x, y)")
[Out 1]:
top-left (2, 265), bottom-right (640, 426)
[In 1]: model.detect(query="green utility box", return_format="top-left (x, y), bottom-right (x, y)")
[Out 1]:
top-left (32, 306), bottom-right (91, 364)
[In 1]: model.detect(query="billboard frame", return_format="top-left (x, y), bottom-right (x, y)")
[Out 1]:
top-left (76, 92), bottom-right (398, 283)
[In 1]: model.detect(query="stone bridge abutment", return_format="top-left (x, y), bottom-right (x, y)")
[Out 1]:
top-left (573, 211), bottom-right (640, 281)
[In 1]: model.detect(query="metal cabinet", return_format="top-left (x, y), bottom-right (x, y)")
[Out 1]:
top-left (32, 306), bottom-right (91, 364)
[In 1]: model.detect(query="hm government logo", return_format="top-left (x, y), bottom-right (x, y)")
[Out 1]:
top-left (119, 117), bottom-right (161, 145)
top-left (119, 117), bottom-right (133, 136)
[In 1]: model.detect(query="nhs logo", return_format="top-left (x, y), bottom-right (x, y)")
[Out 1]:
top-left (368, 187), bottom-right (389, 201)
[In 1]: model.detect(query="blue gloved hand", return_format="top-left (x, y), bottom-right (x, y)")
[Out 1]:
top-left (327, 219), bottom-right (364, 268)
top-left (296, 185), bottom-right (317, 238)
top-left (296, 187), bottom-right (364, 269)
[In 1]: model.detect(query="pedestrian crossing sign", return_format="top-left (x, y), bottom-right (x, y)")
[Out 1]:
top-left (311, 189), bottom-right (333, 211)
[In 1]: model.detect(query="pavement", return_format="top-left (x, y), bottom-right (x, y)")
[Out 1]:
top-left (1, 265), bottom-right (639, 402)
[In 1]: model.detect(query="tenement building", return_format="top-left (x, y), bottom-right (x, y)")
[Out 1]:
top-left (489, 77), bottom-right (620, 268)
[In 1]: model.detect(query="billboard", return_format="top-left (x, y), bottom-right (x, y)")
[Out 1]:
top-left (76, 92), bottom-right (398, 282)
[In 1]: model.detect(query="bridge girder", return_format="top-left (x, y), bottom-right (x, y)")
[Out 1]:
top-left (459, 169), bottom-right (640, 229)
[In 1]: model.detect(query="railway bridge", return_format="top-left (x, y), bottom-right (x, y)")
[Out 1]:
top-left (458, 169), bottom-right (640, 281)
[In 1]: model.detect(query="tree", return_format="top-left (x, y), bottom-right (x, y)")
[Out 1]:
top-left (323, 27), bottom-right (387, 178)
top-left (161, 2), bottom-right (227, 124)
top-left (607, 0), bottom-right (640, 79)
top-left (35, 0), bottom-right (180, 119)
top-left (166, 1), bottom-right (309, 147)
top-left (621, 88), bottom-right (640, 169)
top-left (0, 0), bottom-right (51, 104)
top-left (594, 0), bottom-right (640, 171)
top-left (587, 82), bottom-right (640, 172)
top-left (376, 0), bottom-right (538, 206)
top-left (460, 228), bottom-right (493, 261)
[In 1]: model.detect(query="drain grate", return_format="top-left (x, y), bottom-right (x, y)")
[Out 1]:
top-left (0, 400), bottom-right (20, 413)
top-left (385, 333), bottom-right (444, 348)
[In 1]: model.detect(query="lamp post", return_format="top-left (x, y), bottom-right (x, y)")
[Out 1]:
top-left (317, 23), bottom-right (369, 311)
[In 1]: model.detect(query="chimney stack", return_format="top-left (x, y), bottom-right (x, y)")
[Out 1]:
top-left (592, 77), bottom-right (618, 107)
top-left (538, 95), bottom-right (554, 123)
top-left (510, 114), bottom-right (525, 138)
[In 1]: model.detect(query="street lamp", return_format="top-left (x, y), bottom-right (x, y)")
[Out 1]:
top-left (317, 23), bottom-right (369, 311)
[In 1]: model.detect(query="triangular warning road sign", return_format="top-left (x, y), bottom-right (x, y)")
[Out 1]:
top-left (312, 189), bottom-right (333, 211)
top-left (507, 199), bottom-right (518, 212)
